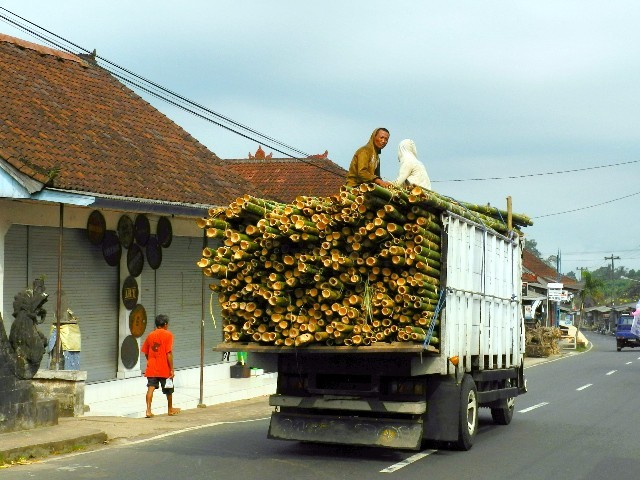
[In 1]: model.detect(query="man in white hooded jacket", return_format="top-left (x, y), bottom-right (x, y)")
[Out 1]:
top-left (394, 139), bottom-right (432, 190)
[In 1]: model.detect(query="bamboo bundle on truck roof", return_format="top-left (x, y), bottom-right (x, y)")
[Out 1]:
top-left (197, 184), bottom-right (531, 350)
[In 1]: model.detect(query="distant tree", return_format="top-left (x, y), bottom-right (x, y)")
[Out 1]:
top-left (577, 271), bottom-right (604, 332)
top-left (565, 271), bottom-right (577, 281)
top-left (545, 255), bottom-right (557, 269)
top-left (523, 238), bottom-right (543, 259)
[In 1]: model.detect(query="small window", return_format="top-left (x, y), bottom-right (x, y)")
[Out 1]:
top-left (618, 315), bottom-right (634, 326)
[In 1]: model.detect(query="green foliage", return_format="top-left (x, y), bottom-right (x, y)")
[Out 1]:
top-left (584, 267), bottom-right (640, 305)
top-left (578, 271), bottom-right (604, 305)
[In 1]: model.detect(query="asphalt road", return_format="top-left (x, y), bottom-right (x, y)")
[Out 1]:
top-left (3, 331), bottom-right (640, 480)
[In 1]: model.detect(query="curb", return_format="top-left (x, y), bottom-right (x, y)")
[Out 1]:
top-left (0, 428), bottom-right (107, 465)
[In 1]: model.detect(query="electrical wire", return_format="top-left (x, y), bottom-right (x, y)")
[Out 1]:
top-left (3, 6), bottom-right (640, 224)
top-left (433, 158), bottom-right (640, 183)
top-left (562, 247), bottom-right (640, 256)
top-left (532, 190), bottom-right (640, 219)
top-left (0, 7), bottom-right (344, 178)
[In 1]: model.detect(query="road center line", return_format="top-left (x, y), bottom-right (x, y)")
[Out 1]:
top-left (380, 450), bottom-right (437, 473)
top-left (576, 384), bottom-right (592, 391)
top-left (606, 370), bottom-right (617, 375)
top-left (518, 402), bottom-right (549, 413)
top-left (625, 362), bottom-right (632, 365)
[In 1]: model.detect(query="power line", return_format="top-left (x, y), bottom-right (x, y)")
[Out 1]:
top-left (562, 247), bottom-right (640, 256)
top-left (532, 190), bottom-right (640, 219)
top-left (434, 158), bottom-right (640, 183)
top-left (3, 6), bottom-right (640, 224)
top-left (0, 7), bottom-right (345, 178)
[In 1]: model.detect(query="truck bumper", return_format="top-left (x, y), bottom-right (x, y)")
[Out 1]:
top-left (268, 411), bottom-right (424, 450)
top-left (269, 395), bottom-right (426, 414)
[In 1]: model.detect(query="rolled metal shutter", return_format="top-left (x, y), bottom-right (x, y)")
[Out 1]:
top-left (27, 226), bottom-right (118, 382)
top-left (3, 225), bottom-right (29, 329)
top-left (140, 235), bottom-right (223, 371)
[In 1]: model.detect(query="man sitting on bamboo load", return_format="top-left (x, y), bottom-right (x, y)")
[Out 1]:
top-left (394, 139), bottom-right (432, 190)
top-left (345, 128), bottom-right (393, 188)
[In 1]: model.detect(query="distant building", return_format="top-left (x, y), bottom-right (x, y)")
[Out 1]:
top-left (522, 250), bottom-right (581, 327)
top-left (0, 32), bottom-right (252, 384)
top-left (0, 32), bottom-right (352, 390)
top-left (226, 146), bottom-right (347, 203)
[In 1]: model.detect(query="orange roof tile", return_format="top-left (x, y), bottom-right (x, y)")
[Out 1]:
top-left (0, 33), bottom-right (249, 207)
top-left (226, 152), bottom-right (347, 203)
top-left (523, 250), bottom-right (578, 287)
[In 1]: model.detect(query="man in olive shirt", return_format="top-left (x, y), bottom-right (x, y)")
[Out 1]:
top-left (345, 127), bottom-right (392, 188)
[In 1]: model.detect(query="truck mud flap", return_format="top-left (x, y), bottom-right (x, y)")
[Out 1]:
top-left (268, 412), bottom-right (423, 450)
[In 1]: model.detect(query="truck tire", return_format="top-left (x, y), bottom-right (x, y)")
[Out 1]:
top-left (616, 340), bottom-right (623, 352)
top-left (490, 380), bottom-right (515, 425)
top-left (455, 375), bottom-right (478, 451)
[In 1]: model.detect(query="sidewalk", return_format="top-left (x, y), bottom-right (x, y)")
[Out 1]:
top-left (1, 362), bottom-right (278, 466)
top-left (0, 353), bottom-right (570, 467)
top-left (84, 363), bottom-right (278, 418)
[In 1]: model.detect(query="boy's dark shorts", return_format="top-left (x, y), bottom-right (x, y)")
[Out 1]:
top-left (147, 377), bottom-right (174, 395)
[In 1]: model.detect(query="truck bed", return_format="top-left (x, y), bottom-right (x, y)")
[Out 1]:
top-left (214, 341), bottom-right (439, 354)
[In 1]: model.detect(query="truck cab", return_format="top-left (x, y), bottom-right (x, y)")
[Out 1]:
top-left (615, 314), bottom-right (640, 351)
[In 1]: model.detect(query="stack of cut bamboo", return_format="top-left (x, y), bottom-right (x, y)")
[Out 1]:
top-left (197, 184), bottom-right (532, 349)
top-left (525, 325), bottom-right (562, 357)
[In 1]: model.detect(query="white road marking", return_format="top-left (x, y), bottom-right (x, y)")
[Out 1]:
top-left (518, 402), bottom-right (549, 413)
top-left (124, 417), bottom-right (271, 445)
top-left (576, 384), bottom-right (592, 391)
top-left (626, 362), bottom-right (633, 365)
top-left (380, 450), bottom-right (437, 473)
top-left (57, 464), bottom-right (98, 472)
top-left (606, 370), bottom-right (617, 375)
top-left (28, 417), bottom-right (271, 463)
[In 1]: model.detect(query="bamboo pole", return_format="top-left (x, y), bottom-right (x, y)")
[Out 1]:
top-left (199, 182), bottom-right (528, 349)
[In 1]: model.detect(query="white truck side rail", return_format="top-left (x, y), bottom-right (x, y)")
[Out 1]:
top-left (442, 212), bottom-right (524, 374)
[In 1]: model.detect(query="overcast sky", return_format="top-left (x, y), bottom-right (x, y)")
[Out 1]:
top-left (2, 1), bottom-right (640, 275)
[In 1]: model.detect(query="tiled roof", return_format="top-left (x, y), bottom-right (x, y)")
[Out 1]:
top-left (0, 33), bottom-right (248, 207)
top-left (523, 249), bottom-right (578, 287)
top-left (225, 152), bottom-right (347, 203)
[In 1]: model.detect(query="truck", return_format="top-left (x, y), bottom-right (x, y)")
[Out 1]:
top-left (215, 211), bottom-right (527, 451)
top-left (615, 313), bottom-right (640, 351)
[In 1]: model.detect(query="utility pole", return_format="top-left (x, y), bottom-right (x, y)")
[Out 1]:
top-left (555, 250), bottom-right (561, 327)
top-left (576, 266), bottom-right (587, 281)
top-left (604, 254), bottom-right (620, 275)
top-left (604, 254), bottom-right (620, 329)
top-left (604, 254), bottom-right (620, 293)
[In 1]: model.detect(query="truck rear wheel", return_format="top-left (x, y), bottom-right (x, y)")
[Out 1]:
top-left (490, 380), bottom-right (515, 425)
top-left (455, 375), bottom-right (478, 451)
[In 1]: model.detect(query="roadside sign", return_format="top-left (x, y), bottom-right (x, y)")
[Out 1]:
top-left (547, 283), bottom-right (564, 301)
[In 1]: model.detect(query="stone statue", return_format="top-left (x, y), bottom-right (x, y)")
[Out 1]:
top-left (1, 279), bottom-right (59, 434)
top-left (8, 278), bottom-right (49, 379)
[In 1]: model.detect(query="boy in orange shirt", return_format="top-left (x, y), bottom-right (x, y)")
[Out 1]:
top-left (141, 314), bottom-right (180, 417)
